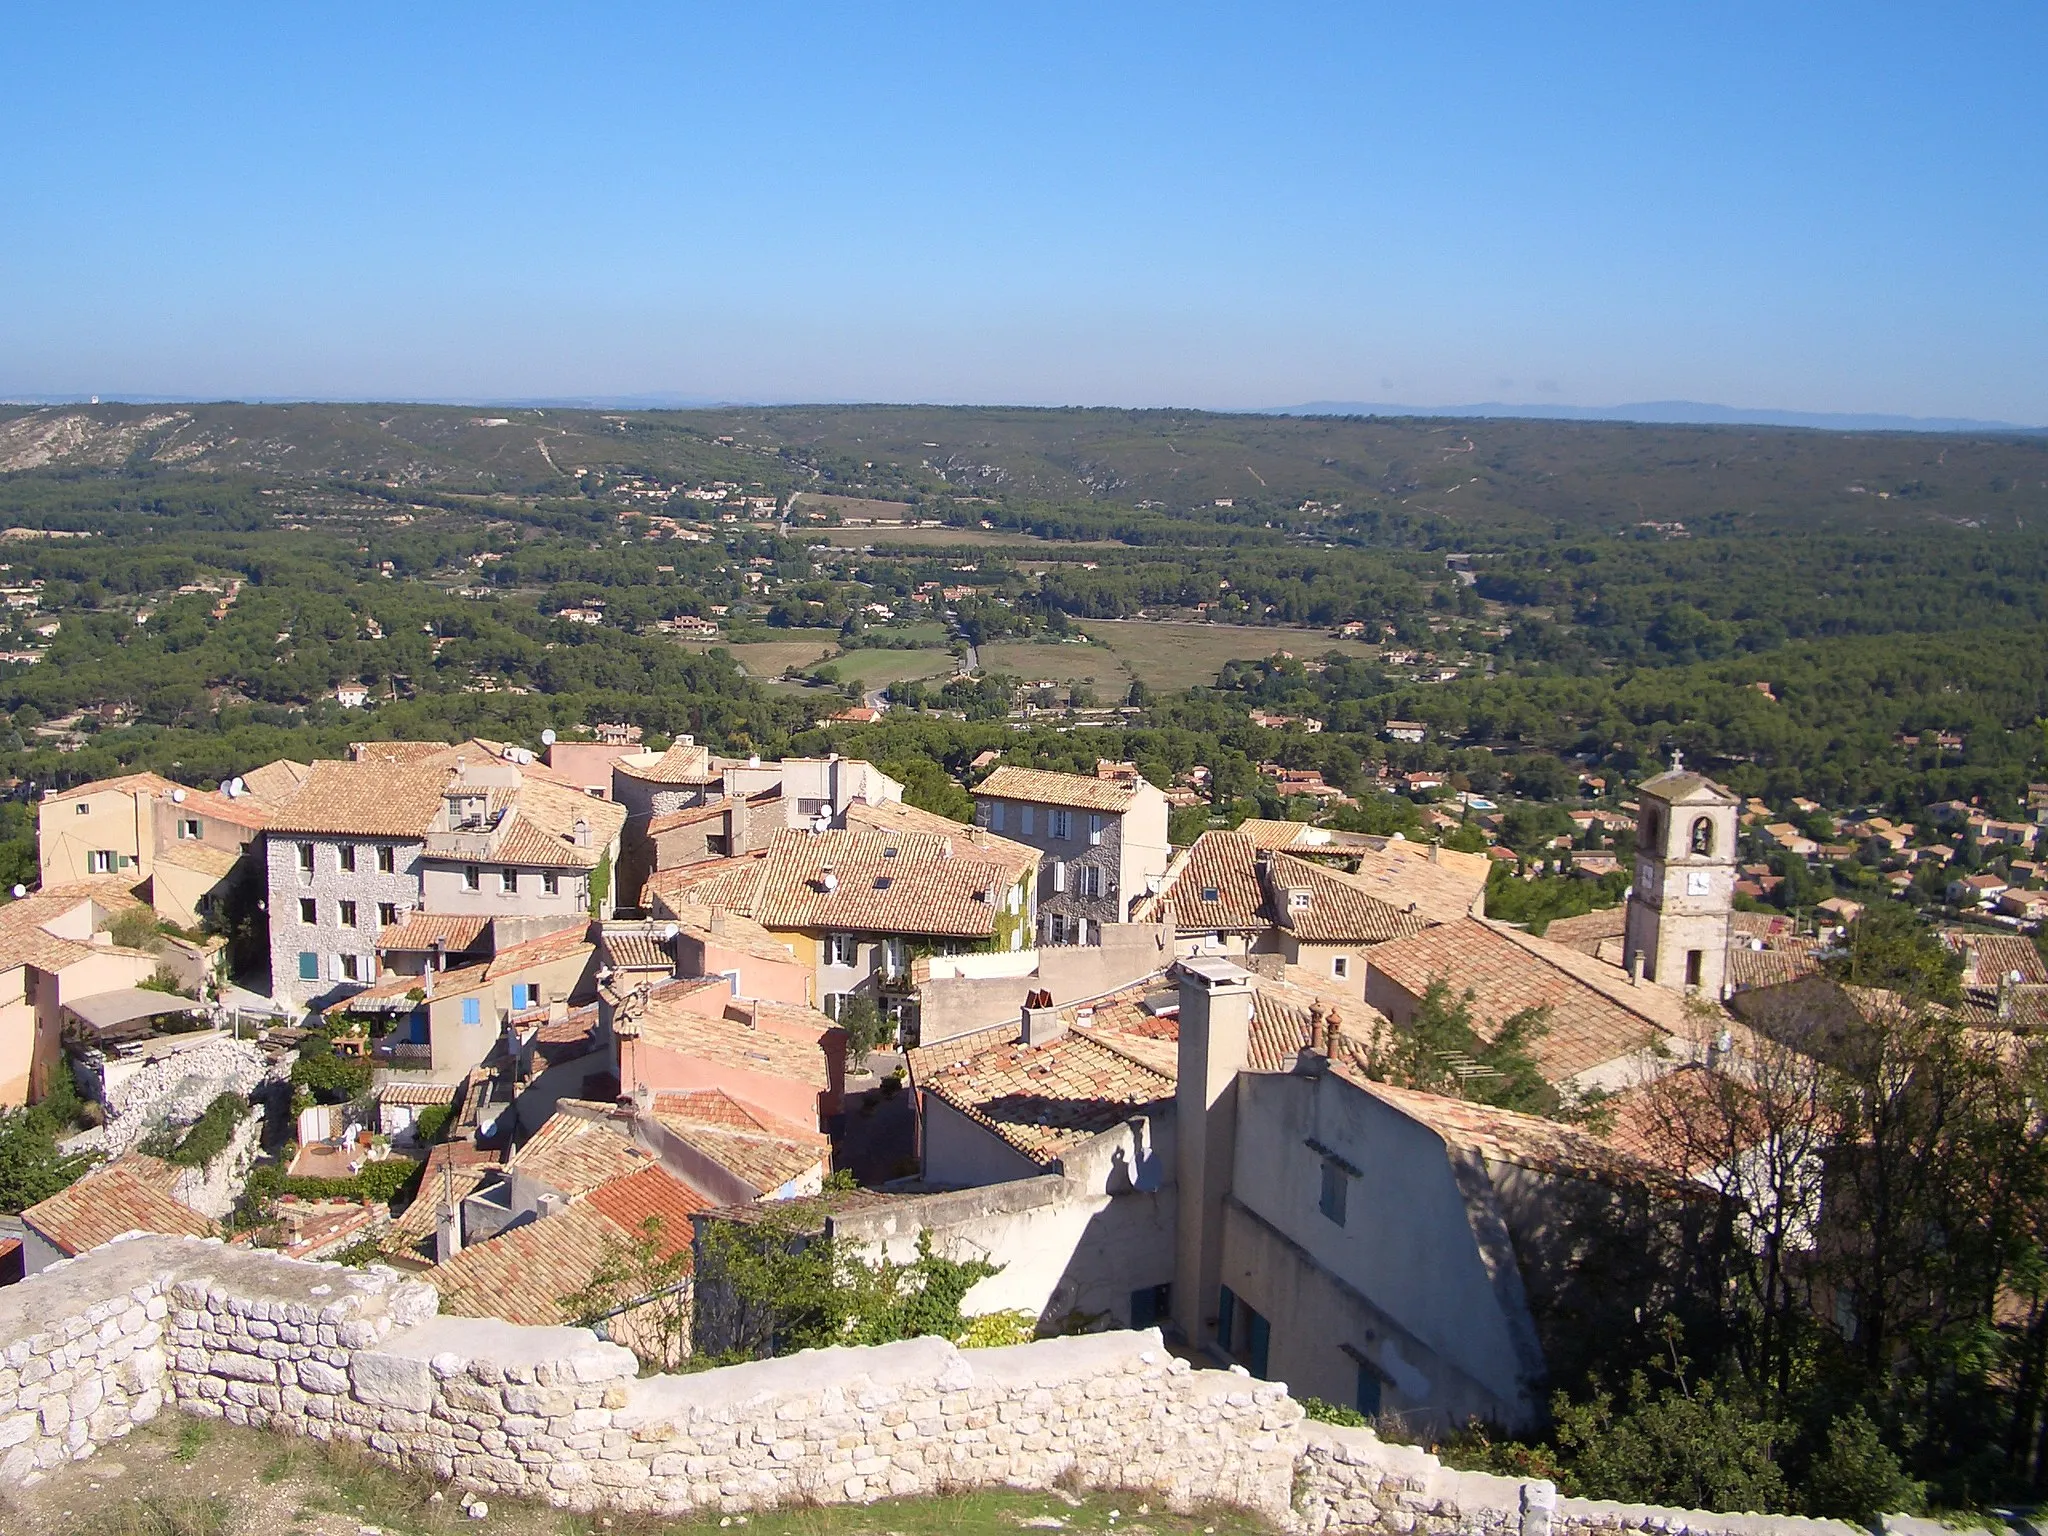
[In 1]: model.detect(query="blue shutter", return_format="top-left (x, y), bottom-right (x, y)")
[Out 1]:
top-left (297, 951), bottom-right (319, 981)
top-left (1216, 1285), bottom-right (1236, 1353)
top-left (462, 996), bottom-right (481, 1026)
top-left (1247, 1311), bottom-right (1271, 1379)
top-left (1355, 1362), bottom-right (1383, 1418)
top-left (511, 983), bottom-right (529, 1010)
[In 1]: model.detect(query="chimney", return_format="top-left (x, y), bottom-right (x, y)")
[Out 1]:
top-left (1430, 840), bottom-right (1441, 864)
top-left (535, 1191), bottom-right (566, 1220)
top-left (573, 818), bottom-right (591, 849)
top-left (1022, 1001), bottom-right (1065, 1046)
top-left (709, 906), bottom-right (726, 936)
top-left (1629, 950), bottom-right (1645, 987)
top-left (1174, 958), bottom-right (1255, 1351)
top-left (435, 1163), bottom-right (463, 1260)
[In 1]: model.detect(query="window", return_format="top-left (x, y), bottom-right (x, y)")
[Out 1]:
top-left (74, 802), bottom-right (90, 816)
top-left (338, 844), bottom-right (356, 873)
top-left (1050, 860), bottom-right (1067, 893)
top-left (461, 996), bottom-right (481, 1026)
top-left (1319, 1158), bottom-right (1350, 1225)
top-left (1020, 805), bottom-right (1034, 835)
top-left (378, 903), bottom-right (398, 928)
top-left (1088, 813), bottom-right (1103, 845)
top-left (990, 801), bottom-right (1006, 831)
top-left (1045, 913), bottom-right (1068, 945)
top-left (1354, 1361), bottom-right (1383, 1419)
top-left (1050, 809), bottom-right (1073, 840)
top-left (1289, 889), bottom-right (1312, 911)
top-left (87, 850), bottom-right (113, 875)
top-left (339, 900), bottom-right (357, 928)
top-left (542, 871), bottom-right (559, 896)
top-left (501, 868), bottom-right (518, 895)
top-left (1129, 1284), bottom-right (1171, 1329)
top-left (1685, 949), bottom-right (1704, 988)
top-left (178, 818), bottom-right (201, 840)
top-left (1080, 864), bottom-right (1104, 899)
top-left (463, 865), bottom-right (480, 891)
top-left (339, 954), bottom-right (362, 982)
top-left (1331, 955), bottom-right (1349, 980)
top-left (1200, 884), bottom-right (1220, 902)
top-left (297, 951), bottom-right (319, 981)
top-left (825, 933), bottom-right (859, 967)
top-left (297, 842), bottom-right (314, 873)
top-left (376, 845), bottom-right (395, 874)
top-left (881, 937), bottom-right (907, 979)
top-left (299, 898), bottom-right (317, 924)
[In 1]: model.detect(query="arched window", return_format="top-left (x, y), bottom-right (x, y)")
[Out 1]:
top-left (1690, 816), bottom-right (1715, 857)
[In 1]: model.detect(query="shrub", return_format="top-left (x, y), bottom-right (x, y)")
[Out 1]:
top-left (1300, 1397), bottom-right (1370, 1427)
top-left (411, 1104), bottom-right (452, 1144)
top-left (1801, 1407), bottom-right (1924, 1522)
top-left (956, 1310), bottom-right (1038, 1348)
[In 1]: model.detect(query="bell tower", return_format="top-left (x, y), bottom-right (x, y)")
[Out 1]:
top-left (1623, 755), bottom-right (1738, 996)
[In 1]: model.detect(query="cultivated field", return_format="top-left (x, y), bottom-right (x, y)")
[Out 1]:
top-left (978, 639), bottom-right (1135, 693)
top-left (726, 632), bottom-right (842, 677)
top-left (791, 492), bottom-right (917, 521)
top-left (1077, 619), bottom-right (1378, 691)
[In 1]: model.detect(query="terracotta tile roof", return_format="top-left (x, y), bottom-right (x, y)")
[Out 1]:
top-left (153, 841), bottom-right (244, 881)
top-left (976, 766), bottom-right (1147, 813)
top-left (912, 1023), bottom-right (1175, 1167)
top-left (0, 887), bottom-right (120, 974)
top-left (1145, 831), bottom-right (1270, 932)
top-left (375, 912), bottom-right (490, 954)
top-left (21, 1154), bottom-right (217, 1254)
top-left (650, 902), bottom-right (803, 966)
top-left (429, 1200), bottom-right (642, 1325)
top-left (1726, 945), bottom-right (1821, 992)
top-left (670, 827), bottom-right (1029, 941)
top-left (377, 1080), bottom-right (460, 1107)
top-left (1338, 1068), bottom-right (1677, 1188)
top-left (1598, 1064), bottom-right (1774, 1181)
top-left (237, 758), bottom-right (311, 804)
top-left (43, 772), bottom-right (182, 804)
top-left (1331, 841), bottom-right (1490, 926)
top-left (1961, 933), bottom-right (2048, 990)
top-left (339, 925), bottom-right (593, 1011)
top-left (268, 759), bottom-right (455, 838)
top-left (602, 930), bottom-right (677, 971)
top-left (842, 799), bottom-right (1039, 873)
top-left (493, 776), bottom-right (626, 869)
top-left (1539, 908), bottom-right (1629, 956)
top-left (583, 1163), bottom-right (714, 1256)
top-left (1272, 852), bottom-right (1429, 946)
top-left (1364, 918), bottom-right (1680, 1082)
top-left (510, 1107), bottom-right (657, 1196)
top-left (383, 1143), bottom-right (501, 1256)
top-left (1637, 769), bottom-right (1738, 806)
top-left (350, 739), bottom-right (457, 764)
top-left (618, 740), bottom-right (721, 786)
top-left (177, 787), bottom-right (273, 832)
top-left (634, 991), bottom-right (839, 1092)
top-left (649, 1089), bottom-right (830, 1193)
top-left (648, 854), bottom-right (766, 913)
top-left (648, 800), bottom-right (731, 835)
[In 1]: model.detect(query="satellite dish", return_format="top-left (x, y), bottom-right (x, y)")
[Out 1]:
top-left (10, 884), bottom-right (23, 899)
top-left (170, 788), bottom-right (186, 803)
top-left (541, 728), bottom-right (557, 746)
top-left (227, 777), bottom-right (245, 798)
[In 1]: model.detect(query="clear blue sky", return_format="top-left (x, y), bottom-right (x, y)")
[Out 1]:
top-left (2, 3), bottom-right (2042, 420)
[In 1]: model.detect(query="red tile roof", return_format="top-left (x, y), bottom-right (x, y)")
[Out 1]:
top-left (583, 1163), bottom-right (713, 1257)
top-left (21, 1154), bottom-right (217, 1254)
top-left (375, 912), bottom-right (490, 954)
top-left (910, 1024), bottom-right (1175, 1166)
top-left (976, 765), bottom-right (1149, 813)
top-left (510, 1106), bottom-right (656, 1196)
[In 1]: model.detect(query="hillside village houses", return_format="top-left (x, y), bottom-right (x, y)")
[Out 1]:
top-left (9, 732), bottom-right (2031, 1441)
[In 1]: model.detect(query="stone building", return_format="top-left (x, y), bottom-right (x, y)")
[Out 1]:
top-left (1622, 764), bottom-right (1739, 996)
top-left (974, 766), bottom-right (1170, 944)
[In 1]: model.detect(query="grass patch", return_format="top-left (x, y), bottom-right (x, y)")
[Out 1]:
top-left (1076, 619), bottom-right (1378, 692)
top-left (17, 1418), bottom-right (1278, 1536)
top-left (826, 649), bottom-right (959, 688)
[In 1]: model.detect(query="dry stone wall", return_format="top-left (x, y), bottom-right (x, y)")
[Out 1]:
top-left (2, 1234), bottom-right (1884, 1536)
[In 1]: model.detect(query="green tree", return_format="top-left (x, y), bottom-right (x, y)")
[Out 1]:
top-left (837, 995), bottom-right (892, 1068)
top-left (558, 1214), bottom-right (695, 1370)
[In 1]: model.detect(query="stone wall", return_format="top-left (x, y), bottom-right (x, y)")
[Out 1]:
top-left (66, 1034), bottom-right (278, 1160)
top-left (0, 1233), bottom-right (1883, 1536)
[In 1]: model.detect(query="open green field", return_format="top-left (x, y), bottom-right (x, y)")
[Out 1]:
top-left (806, 524), bottom-right (1112, 550)
top-left (979, 639), bottom-right (1135, 693)
top-left (792, 491), bottom-right (917, 521)
top-left (3, 1415), bottom-right (1275, 1536)
top-left (727, 632), bottom-right (841, 677)
top-left (1077, 619), bottom-right (1379, 691)
top-left (826, 648), bottom-right (960, 688)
